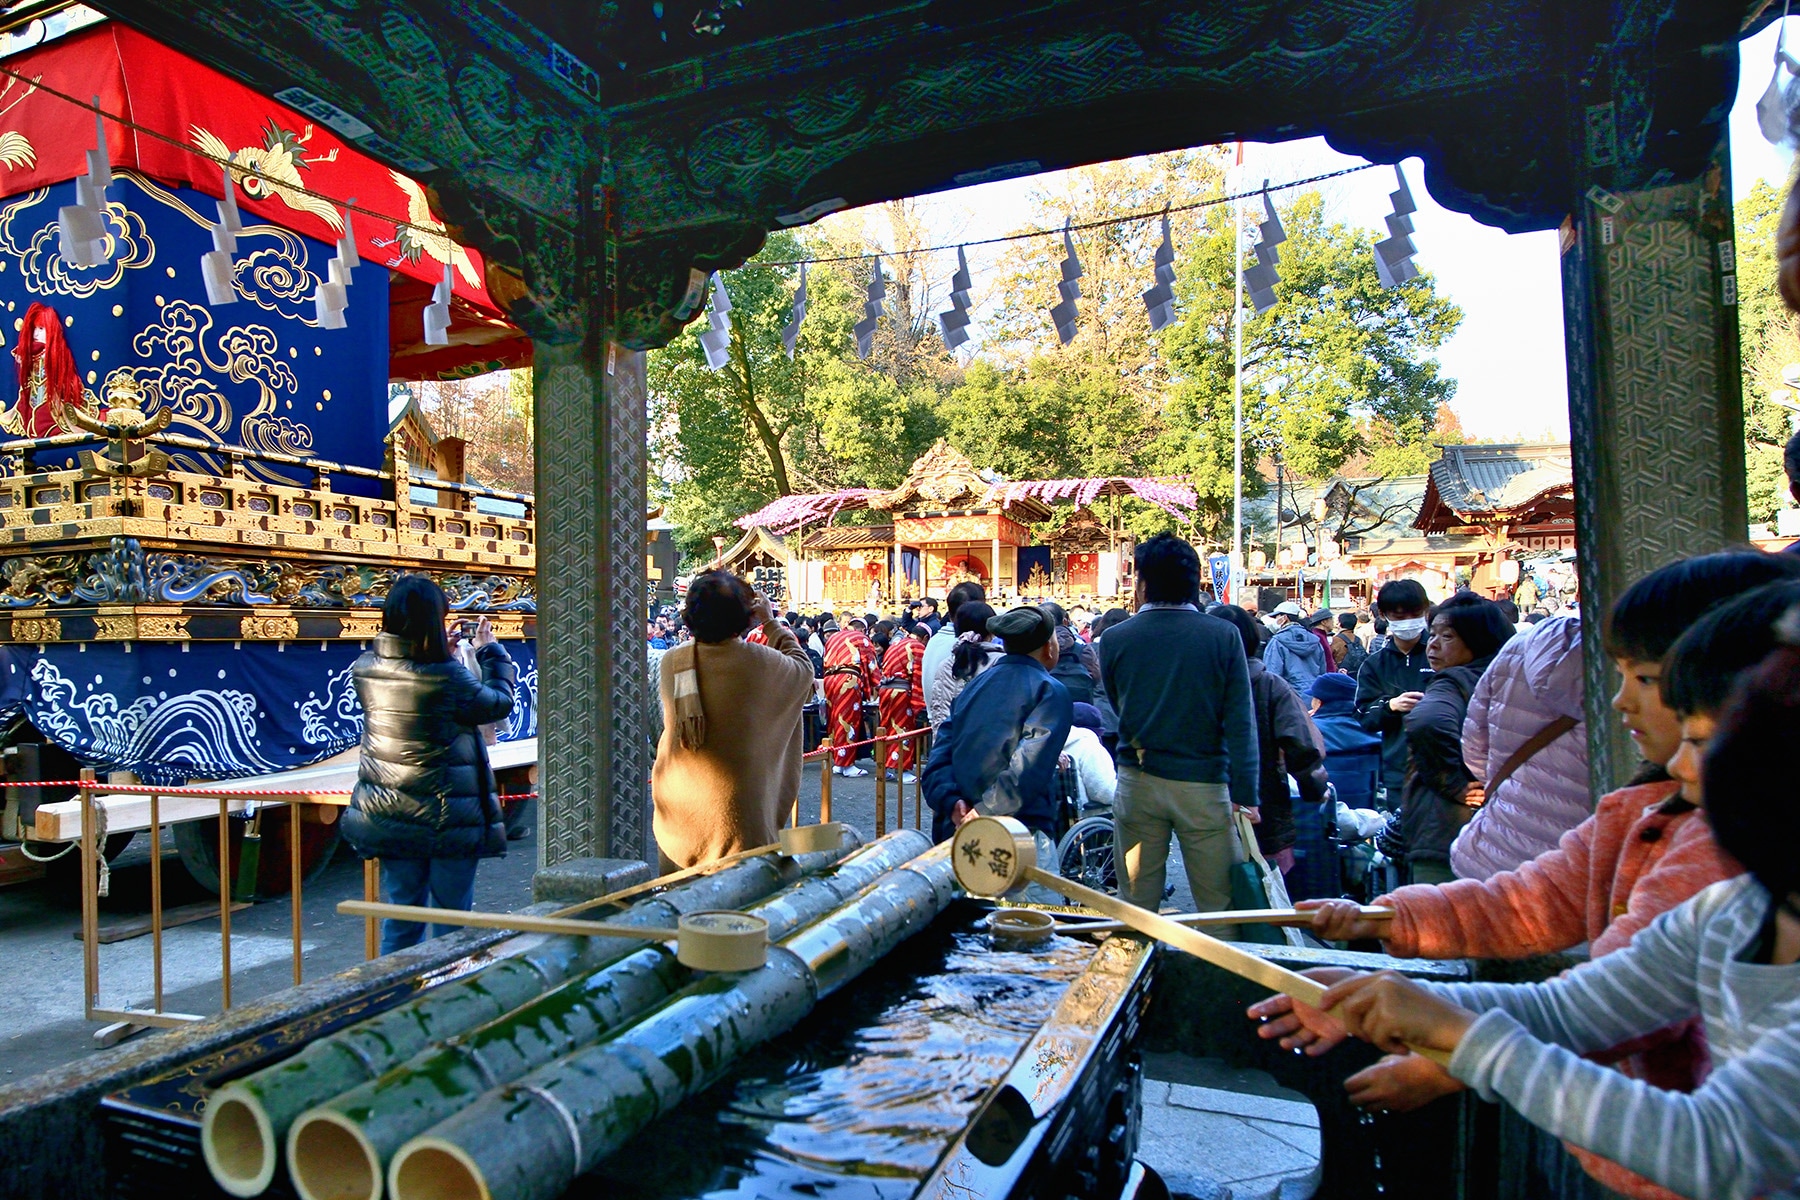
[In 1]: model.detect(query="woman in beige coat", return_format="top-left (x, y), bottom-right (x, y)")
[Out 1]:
top-left (652, 571), bottom-right (816, 870)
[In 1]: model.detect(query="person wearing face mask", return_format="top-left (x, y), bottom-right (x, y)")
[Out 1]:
top-left (1263, 600), bottom-right (1330, 696)
top-left (1353, 580), bottom-right (1433, 804)
top-left (1284, 558), bottom-right (1797, 1200)
top-left (1395, 593), bottom-right (1515, 885)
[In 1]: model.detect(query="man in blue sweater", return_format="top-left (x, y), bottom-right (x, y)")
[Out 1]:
top-left (921, 604), bottom-right (1073, 843)
top-left (1100, 534), bottom-right (1258, 919)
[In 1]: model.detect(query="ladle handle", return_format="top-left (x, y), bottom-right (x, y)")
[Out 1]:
top-left (1020, 867), bottom-right (1452, 1068)
top-left (336, 900), bottom-right (680, 941)
top-left (1056, 905), bottom-right (1394, 933)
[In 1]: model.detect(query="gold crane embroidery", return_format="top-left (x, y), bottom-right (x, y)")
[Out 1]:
top-left (189, 119), bottom-right (343, 230)
top-left (0, 72), bottom-right (39, 170)
top-left (380, 170), bottom-right (480, 288)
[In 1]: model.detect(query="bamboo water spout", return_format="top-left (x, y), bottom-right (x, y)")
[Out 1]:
top-left (200, 839), bottom-right (860, 1199)
top-left (283, 831), bottom-right (931, 1200)
top-left (384, 843), bottom-right (957, 1200)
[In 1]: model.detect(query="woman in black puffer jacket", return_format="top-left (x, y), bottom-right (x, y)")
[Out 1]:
top-left (343, 575), bottom-right (516, 953)
top-left (1398, 592), bottom-right (1514, 886)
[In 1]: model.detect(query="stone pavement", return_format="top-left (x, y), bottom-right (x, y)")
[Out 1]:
top-left (1137, 1051), bottom-right (1323, 1200)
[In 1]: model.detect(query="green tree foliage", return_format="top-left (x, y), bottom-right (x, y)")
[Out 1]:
top-left (1155, 192), bottom-right (1461, 545)
top-left (647, 157), bottom-right (1463, 559)
top-left (1736, 179), bottom-right (1799, 525)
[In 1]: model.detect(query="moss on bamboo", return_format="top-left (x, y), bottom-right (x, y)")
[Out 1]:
top-left (285, 832), bottom-right (930, 1200)
top-left (386, 845), bottom-right (955, 1200)
top-left (201, 839), bottom-right (861, 1198)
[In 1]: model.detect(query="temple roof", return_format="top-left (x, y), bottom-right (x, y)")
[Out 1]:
top-left (1416, 443), bottom-right (1574, 531)
top-left (801, 524), bottom-right (895, 552)
top-left (867, 441), bottom-right (1012, 514)
top-left (719, 524), bottom-right (791, 570)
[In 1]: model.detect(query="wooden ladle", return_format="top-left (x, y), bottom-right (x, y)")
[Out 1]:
top-left (950, 816), bottom-right (1448, 1066)
top-left (335, 902), bottom-right (770, 972)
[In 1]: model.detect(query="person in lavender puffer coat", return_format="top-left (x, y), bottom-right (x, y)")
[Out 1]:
top-left (1449, 614), bottom-right (1588, 880)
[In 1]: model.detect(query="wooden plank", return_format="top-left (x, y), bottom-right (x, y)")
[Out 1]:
top-left (74, 899), bottom-right (253, 944)
top-left (30, 738), bottom-right (535, 840)
top-left (36, 793), bottom-right (258, 842)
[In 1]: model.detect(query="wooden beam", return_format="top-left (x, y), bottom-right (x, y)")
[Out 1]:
top-left (29, 739), bottom-right (538, 841)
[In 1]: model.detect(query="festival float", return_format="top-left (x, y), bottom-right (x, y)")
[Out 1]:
top-left (0, 22), bottom-right (537, 895)
top-left (725, 440), bottom-right (1201, 611)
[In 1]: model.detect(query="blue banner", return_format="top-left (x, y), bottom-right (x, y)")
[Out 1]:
top-left (1016, 545), bottom-right (1053, 592)
top-left (1208, 553), bottom-right (1232, 603)
top-left (0, 174), bottom-right (389, 492)
top-left (15, 638), bottom-right (535, 784)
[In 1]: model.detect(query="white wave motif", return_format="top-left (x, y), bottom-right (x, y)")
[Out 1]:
top-left (30, 659), bottom-right (284, 780)
top-left (499, 660), bottom-right (538, 742)
top-left (299, 662), bottom-right (363, 746)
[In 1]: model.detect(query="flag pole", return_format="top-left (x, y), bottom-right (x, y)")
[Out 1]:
top-left (1231, 143), bottom-right (1246, 599)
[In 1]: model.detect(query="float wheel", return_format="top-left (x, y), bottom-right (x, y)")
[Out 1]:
top-left (172, 811), bottom-right (341, 899)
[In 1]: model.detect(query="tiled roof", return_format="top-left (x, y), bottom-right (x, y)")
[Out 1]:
top-left (801, 524), bottom-right (895, 551)
top-left (1425, 443), bottom-right (1572, 516)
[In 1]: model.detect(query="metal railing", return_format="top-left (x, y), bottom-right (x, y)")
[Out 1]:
top-left (804, 725), bottom-right (932, 835)
top-left (70, 770), bottom-right (374, 1034)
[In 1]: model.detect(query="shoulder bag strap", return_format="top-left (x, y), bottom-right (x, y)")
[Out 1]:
top-left (1487, 714), bottom-right (1579, 793)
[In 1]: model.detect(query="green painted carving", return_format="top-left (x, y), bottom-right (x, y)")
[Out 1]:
top-left (95, 0), bottom-right (1762, 349)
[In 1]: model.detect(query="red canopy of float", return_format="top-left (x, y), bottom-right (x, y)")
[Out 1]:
top-left (0, 22), bottom-right (530, 380)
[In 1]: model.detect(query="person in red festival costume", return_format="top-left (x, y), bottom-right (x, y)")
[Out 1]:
top-left (877, 622), bottom-right (929, 779)
top-left (821, 616), bottom-right (879, 776)
top-left (4, 303), bottom-right (88, 438)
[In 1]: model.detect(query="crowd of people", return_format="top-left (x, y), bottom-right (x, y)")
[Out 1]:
top-left (634, 526), bottom-right (1800, 1200)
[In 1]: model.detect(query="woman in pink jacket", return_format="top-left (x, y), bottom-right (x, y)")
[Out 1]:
top-left (1450, 615), bottom-right (1589, 880)
top-left (1294, 554), bottom-right (1800, 1200)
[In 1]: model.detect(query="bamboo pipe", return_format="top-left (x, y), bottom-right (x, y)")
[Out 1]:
top-left (200, 839), bottom-right (860, 1199)
top-left (550, 820), bottom-right (846, 920)
top-left (385, 844), bottom-right (956, 1200)
top-left (285, 832), bottom-right (931, 1200)
top-left (951, 817), bottom-right (1449, 1067)
top-left (1045, 905), bottom-right (1394, 935)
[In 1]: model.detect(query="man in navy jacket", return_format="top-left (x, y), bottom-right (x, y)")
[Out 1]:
top-left (922, 605), bottom-right (1073, 843)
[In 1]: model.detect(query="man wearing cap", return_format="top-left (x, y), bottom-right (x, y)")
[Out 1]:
top-left (920, 604), bottom-right (1073, 844)
top-left (1100, 534), bottom-right (1258, 919)
top-left (1302, 608), bottom-right (1339, 672)
top-left (1263, 600), bottom-right (1328, 697)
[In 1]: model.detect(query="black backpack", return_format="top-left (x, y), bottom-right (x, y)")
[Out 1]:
top-left (1333, 631), bottom-right (1368, 677)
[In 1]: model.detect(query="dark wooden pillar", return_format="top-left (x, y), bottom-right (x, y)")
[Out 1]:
top-left (1561, 141), bottom-right (1745, 795)
top-left (532, 339), bottom-right (651, 865)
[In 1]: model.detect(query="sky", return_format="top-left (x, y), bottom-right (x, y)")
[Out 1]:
top-left (814, 20), bottom-right (1797, 444)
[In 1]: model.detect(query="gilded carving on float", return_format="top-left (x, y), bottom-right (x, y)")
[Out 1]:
top-left (241, 615), bottom-right (298, 640)
top-left (10, 613), bottom-right (57, 641)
